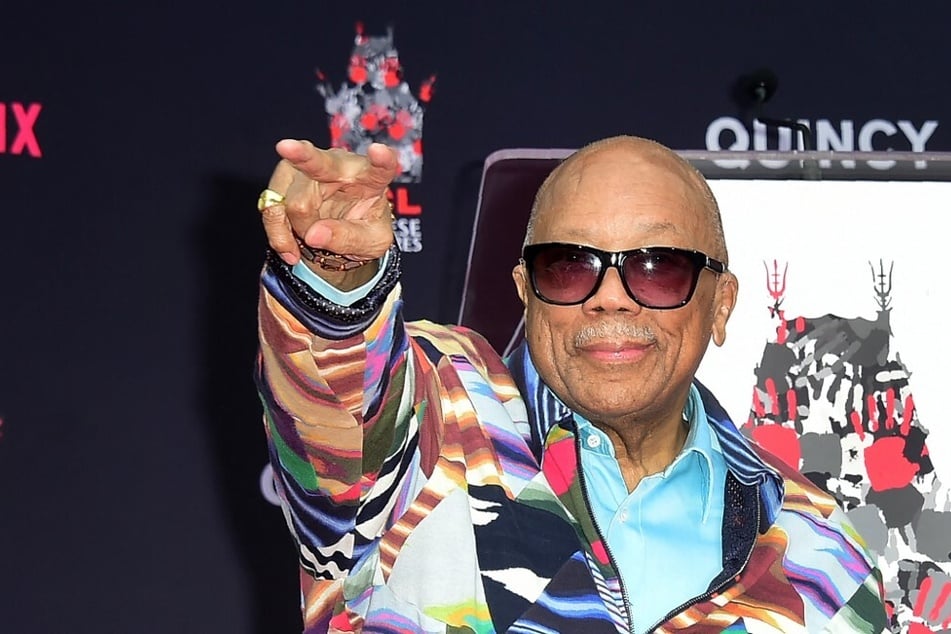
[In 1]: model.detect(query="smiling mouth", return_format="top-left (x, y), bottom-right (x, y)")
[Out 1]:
top-left (577, 340), bottom-right (653, 362)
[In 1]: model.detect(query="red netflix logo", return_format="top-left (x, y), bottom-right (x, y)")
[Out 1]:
top-left (0, 102), bottom-right (42, 157)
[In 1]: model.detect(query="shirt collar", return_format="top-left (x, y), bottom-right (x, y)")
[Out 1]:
top-left (681, 384), bottom-right (721, 521)
top-left (572, 384), bottom-right (723, 521)
top-left (506, 340), bottom-right (784, 527)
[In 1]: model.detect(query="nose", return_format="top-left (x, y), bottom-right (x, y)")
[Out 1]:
top-left (583, 267), bottom-right (642, 313)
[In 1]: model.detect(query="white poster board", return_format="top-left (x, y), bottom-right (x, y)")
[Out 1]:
top-left (698, 179), bottom-right (951, 631)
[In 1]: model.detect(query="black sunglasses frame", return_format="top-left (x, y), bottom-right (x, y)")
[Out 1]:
top-left (521, 242), bottom-right (726, 309)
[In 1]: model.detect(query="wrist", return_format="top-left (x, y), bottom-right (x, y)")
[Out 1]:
top-left (263, 244), bottom-right (401, 336)
top-left (299, 257), bottom-right (382, 292)
top-left (294, 237), bottom-right (375, 272)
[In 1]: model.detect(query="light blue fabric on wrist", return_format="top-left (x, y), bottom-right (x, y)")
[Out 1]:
top-left (291, 251), bottom-right (390, 307)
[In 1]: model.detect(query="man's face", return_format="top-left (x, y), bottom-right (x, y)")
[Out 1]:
top-left (512, 143), bottom-right (738, 429)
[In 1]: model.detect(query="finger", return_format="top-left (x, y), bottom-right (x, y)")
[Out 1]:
top-left (303, 216), bottom-right (393, 260)
top-left (282, 171), bottom-right (324, 228)
top-left (329, 193), bottom-right (393, 225)
top-left (277, 140), bottom-right (399, 194)
top-left (363, 142), bottom-right (402, 187)
top-left (266, 157), bottom-right (298, 194)
top-left (259, 203), bottom-right (301, 265)
top-left (276, 139), bottom-right (369, 184)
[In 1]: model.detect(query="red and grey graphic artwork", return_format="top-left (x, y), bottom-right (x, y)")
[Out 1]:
top-left (746, 260), bottom-right (951, 633)
top-left (315, 23), bottom-right (433, 252)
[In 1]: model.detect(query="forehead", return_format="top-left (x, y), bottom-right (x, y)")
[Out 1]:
top-left (533, 147), bottom-right (711, 249)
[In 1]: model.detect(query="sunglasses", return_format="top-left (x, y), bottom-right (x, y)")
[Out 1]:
top-left (521, 242), bottom-right (726, 309)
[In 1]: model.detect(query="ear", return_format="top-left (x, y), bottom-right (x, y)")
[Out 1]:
top-left (512, 262), bottom-right (530, 309)
top-left (711, 272), bottom-right (739, 347)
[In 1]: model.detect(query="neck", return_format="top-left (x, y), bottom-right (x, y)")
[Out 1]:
top-left (592, 410), bottom-right (688, 492)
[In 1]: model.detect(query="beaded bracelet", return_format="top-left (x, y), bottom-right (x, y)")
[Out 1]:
top-left (264, 244), bottom-right (401, 327)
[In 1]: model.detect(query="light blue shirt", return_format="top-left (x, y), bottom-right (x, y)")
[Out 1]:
top-left (574, 385), bottom-right (727, 634)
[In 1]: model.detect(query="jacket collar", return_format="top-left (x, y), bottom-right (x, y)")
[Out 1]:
top-left (506, 341), bottom-right (784, 528)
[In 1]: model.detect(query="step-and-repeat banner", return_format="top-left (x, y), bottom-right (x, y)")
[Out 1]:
top-left (2, 2), bottom-right (950, 632)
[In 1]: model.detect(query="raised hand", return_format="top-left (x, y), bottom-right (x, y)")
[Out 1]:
top-left (260, 140), bottom-right (399, 286)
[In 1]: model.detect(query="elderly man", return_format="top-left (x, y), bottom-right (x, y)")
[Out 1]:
top-left (256, 136), bottom-right (888, 633)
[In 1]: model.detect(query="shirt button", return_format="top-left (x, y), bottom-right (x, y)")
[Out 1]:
top-left (618, 510), bottom-right (629, 522)
top-left (586, 434), bottom-right (601, 449)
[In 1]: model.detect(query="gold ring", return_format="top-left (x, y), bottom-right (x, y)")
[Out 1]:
top-left (257, 188), bottom-right (286, 211)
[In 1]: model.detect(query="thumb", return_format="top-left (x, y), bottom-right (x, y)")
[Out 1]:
top-left (303, 217), bottom-right (393, 260)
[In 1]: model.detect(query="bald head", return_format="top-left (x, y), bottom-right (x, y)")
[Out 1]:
top-left (523, 135), bottom-right (728, 264)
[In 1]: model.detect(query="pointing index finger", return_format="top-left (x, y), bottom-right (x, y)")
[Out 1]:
top-left (275, 139), bottom-right (339, 180)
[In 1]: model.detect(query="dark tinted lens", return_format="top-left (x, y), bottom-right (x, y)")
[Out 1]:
top-left (623, 250), bottom-right (697, 308)
top-left (531, 245), bottom-right (601, 304)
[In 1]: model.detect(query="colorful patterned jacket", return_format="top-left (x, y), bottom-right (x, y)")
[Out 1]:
top-left (257, 249), bottom-right (888, 633)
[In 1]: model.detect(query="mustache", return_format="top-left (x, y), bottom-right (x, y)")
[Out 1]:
top-left (574, 322), bottom-right (657, 346)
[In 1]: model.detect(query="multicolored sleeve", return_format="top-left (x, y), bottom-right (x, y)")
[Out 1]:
top-left (768, 455), bottom-right (890, 633)
top-left (255, 246), bottom-right (415, 623)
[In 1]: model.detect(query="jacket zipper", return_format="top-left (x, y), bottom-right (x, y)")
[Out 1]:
top-left (572, 427), bottom-right (636, 633)
top-left (644, 484), bottom-right (762, 633)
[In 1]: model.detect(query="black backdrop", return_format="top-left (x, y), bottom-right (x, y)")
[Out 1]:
top-left (3, 2), bottom-right (950, 632)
